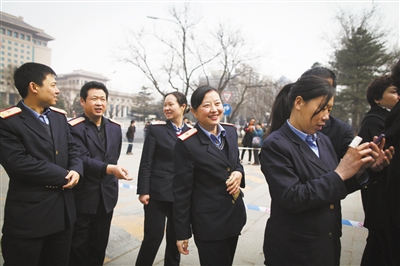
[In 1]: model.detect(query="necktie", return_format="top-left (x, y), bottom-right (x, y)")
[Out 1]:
top-left (305, 135), bottom-right (319, 157)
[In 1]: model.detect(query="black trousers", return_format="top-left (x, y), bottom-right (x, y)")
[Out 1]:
top-left (136, 199), bottom-right (180, 266)
top-left (1, 226), bottom-right (73, 266)
top-left (69, 198), bottom-right (113, 266)
top-left (194, 235), bottom-right (239, 266)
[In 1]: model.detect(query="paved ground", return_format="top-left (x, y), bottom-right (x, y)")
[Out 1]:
top-left (0, 140), bottom-right (368, 265)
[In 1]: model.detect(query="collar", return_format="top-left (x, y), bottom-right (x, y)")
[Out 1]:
top-left (198, 123), bottom-right (226, 145)
top-left (286, 120), bottom-right (316, 142)
top-left (21, 100), bottom-right (51, 119)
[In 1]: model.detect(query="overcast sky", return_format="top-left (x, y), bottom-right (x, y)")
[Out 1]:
top-left (1, 1), bottom-right (399, 94)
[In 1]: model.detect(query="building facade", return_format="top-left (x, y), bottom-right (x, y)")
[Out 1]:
top-left (57, 69), bottom-right (136, 119)
top-left (0, 11), bottom-right (54, 106)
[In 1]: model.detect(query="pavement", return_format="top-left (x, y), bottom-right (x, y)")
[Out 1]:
top-left (0, 140), bottom-right (368, 266)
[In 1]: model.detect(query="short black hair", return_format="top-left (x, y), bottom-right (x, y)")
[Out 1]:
top-left (80, 81), bottom-right (109, 100)
top-left (14, 62), bottom-right (57, 98)
top-left (191, 85), bottom-right (218, 110)
top-left (366, 75), bottom-right (394, 107)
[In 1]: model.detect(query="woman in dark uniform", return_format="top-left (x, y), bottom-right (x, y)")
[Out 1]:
top-left (260, 75), bottom-right (390, 265)
top-left (136, 91), bottom-right (190, 266)
top-left (172, 85), bottom-right (246, 266)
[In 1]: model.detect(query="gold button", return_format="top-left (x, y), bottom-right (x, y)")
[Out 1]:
top-left (328, 232), bottom-right (332, 237)
top-left (55, 150), bottom-right (59, 155)
top-left (232, 200), bottom-right (235, 204)
top-left (227, 167), bottom-right (231, 172)
top-left (330, 204), bottom-right (334, 210)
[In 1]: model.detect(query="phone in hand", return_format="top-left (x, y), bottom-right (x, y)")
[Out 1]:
top-left (373, 134), bottom-right (385, 144)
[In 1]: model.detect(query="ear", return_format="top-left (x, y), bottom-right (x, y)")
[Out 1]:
top-left (374, 98), bottom-right (380, 105)
top-left (29, 82), bottom-right (38, 94)
top-left (190, 107), bottom-right (197, 119)
top-left (80, 97), bottom-right (85, 107)
top-left (294, 96), bottom-right (304, 111)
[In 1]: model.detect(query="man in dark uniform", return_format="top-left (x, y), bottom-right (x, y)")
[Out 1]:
top-left (0, 62), bottom-right (83, 265)
top-left (68, 81), bottom-right (132, 266)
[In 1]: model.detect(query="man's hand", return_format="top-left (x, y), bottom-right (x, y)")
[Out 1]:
top-left (106, 165), bottom-right (132, 180)
top-left (63, 170), bottom-right (80, 189)
top-left (176, 239), bottom-right (189, 255)
top-left (138, 194), bottom-right (150, 205)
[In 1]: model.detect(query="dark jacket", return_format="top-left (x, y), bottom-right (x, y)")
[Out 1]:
top-left (0, 101), bottom-right (83, 238)
top-left (136, 120), bottom-right (191, 202)
top-left (68, 115), bottom-right (122, 214)
top-left (173, 123), bottom-right (246, 241)
top-left (260, 122), bottom-right (361, 265)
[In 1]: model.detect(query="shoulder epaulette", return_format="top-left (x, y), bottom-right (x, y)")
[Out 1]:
top-left (220, 122), bottom-right (235, 127)
top-left (109, 118), bottom-right (122, 126)
top-left (49, 106), bottom-right (67, 116)
top-left (151, 121), bottom-right (167, 125)
top-left (68, 117), bottom-right (85, 126)
top-left (0, 106), bottom-right (22, 119)
top-left (178, 128), bottom-right (198, 141)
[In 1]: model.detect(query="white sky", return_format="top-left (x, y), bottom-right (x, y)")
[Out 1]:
top-left (1, 1), bottom-right (399, 94)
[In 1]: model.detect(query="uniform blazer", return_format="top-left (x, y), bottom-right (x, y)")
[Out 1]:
top-left (69, 115), bottom-right (122, 214)
top-left (136, 120), bottom-right (191, 202)
top-left (173, 123), bottom-right (246, 241)
top-left (320, 115), bottom-right (354, 161)
top-left (260, 122), bottom-right (360, 265)
top-left (0, 101), bottom-right (83, 238)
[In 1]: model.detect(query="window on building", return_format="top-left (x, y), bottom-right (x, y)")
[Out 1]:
top-left (20, 55), bottom-right (24, 59)
top-left (26, 36), bottom-right (31, 41)
top-left (42, 42), bottom-right (46, 46)
top-left (27, 57), bottom-right (30, 60)
top-left (6, 30), bottom-right (12, 36)
top-left (13, 32), bottom-right (18, 38)
top-left (8, 53), bottom-right (11, 56)
top-left (14, 54), bottom-right (17, 57)
top-left (27, 51), bottom-right (30, 54)
top-left (21, 44), bottom-right (24, 47)
top-left (37, 41), bottom-right (41, 45)
top-left (14, 48), bottom-right (17, 52)
top-left (21, 50), bottom-right (24, 53)
top-left (14, 42), bottom-right (18, 46)
top-left (0, 28), bottom-right (5, 34)
top-left (7, 59), bottom-right (11, 62)
top-left (33, 40), bottom-right (36, 44)
top-left (8, 47), bottom-right (11, 50)
top-left (8, 40), bottom-right (11, 44)
top-left (14, 60), bottom-right (17, 63)
top-left (20, 33), bottom-right (25, 39)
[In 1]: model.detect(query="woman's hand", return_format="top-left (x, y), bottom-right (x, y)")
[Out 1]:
top-left (226, 171), bottom-right (242, 195)
top-left (335, 142), bottom-right (375, 181)
top-left (369, 136), bottom-right (395, 172)
top-left (176, 239), bottom-right (189, 255)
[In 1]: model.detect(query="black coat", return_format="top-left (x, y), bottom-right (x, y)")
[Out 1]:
top-left (0, 101), bottom-right (83, 238)
top-left (136, 120), bottom-right (191, 202)
top-left (173, 123), bottom-right (246, 241)
top-left (260, 122), bottom-right (360, 265)
top-left (69, 115), bottom-right (122, 214)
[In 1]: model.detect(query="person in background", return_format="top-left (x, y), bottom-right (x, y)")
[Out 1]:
top-left (251, 122), bottom-right (263, 166)
top-left (173, 85), bottom-right (246, 266)
top-left (240, 118), bottom-right (255, 164)
top-left (68, 81), bottom-right (132, 266)
top-left (358, 75), bottom-right (399, 265)
top-left (382, 58), bottom-right (400, 265)
top-left (136, 92), bottom-right (190, 266)
top-left (260, 75), bottom-right (392, 265)
top-left (126, 120), bottom-right (136, 155)
top-left (0, 62), bottom-right (83, 265)
top-left (143, 120), bottom-right (151, 139)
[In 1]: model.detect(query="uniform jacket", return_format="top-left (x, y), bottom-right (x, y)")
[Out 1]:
top-left (358, 105), bottom-right (390, 229)
top-left (260, 122), bottom-right (360, 265)
top-left (173, 123), bottom-right (246, 241)
top-left (320, 115), bottom-right (354, 161)
top-left (68, 114), bottom-right (122, 214)
top-left (0, 101), bottom-right (83, 238)
top-left (136, 120), bottom-right (191, 202)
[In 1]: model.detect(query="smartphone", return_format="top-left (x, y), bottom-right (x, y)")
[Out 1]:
top-left (373, 134), bottom-right (385, 144)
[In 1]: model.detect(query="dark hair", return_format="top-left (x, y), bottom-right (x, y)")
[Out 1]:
top-left (267, 76), bottom-right (334, 135)
top-left (391, 59), bottom-right (400, 88)
top-left (165, 91), bottom-right (189, 114)
top-left (80, 81), bottom-right (109, 100)
top-left (131, 120), bottom-right (135, 124)
top-left (191, 85), bottom-right (218, 110)
top-left (13, 62), bottom-right (57, 98)
top-left (366, 75), bottom-right (394, 107)
top-left (301, 66), bottom-right (337, 88)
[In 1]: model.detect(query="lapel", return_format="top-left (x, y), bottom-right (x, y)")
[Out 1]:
top-left (17, 102), bottom-right (54, 147)
top-left (165, 120), bottom-right (178, 141)
top-left (83, 116), bottom-right (105, 153)
top-left (195, 123), bottom-right (231, 166)
top-left (282, 123), bottom-right (331, 173)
